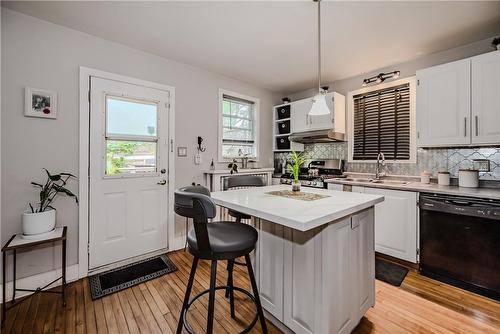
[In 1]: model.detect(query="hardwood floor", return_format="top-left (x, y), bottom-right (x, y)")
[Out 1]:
top-left (2, 250), bottom-right (499, 333)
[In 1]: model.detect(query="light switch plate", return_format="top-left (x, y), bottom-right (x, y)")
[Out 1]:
top-left (177, 147), bottom-right (187, 157)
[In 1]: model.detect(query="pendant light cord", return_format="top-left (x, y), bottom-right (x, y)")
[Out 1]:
top-left (317, 0), bottom-right (322, 93)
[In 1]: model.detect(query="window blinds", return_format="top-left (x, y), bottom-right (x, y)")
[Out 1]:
top-left (353, 83), bottom-right (410, 160)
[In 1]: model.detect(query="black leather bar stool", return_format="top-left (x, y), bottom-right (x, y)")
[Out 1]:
top-left (174, 186), bottom-right (268, 334)
top-left (226, 175), bottom-right (265, 223)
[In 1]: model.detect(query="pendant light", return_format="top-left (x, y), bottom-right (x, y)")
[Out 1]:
top-left (309, 0), bottom-right (330, 116)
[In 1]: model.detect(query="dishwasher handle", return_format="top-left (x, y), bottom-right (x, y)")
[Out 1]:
top-left (420, 196), bottom-right (500, 220)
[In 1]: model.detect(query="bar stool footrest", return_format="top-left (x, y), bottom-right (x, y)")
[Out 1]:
top-left (181, 285), bottom-right (259, 334)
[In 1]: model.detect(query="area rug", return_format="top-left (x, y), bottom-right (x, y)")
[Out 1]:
top-left (88, 254), bottom-right (177, 300)
top-left (375, 258), bottom-right (409, 286)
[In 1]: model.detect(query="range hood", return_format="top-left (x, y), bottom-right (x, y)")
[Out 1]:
top-left (288, 129), bottom-right (345, 143)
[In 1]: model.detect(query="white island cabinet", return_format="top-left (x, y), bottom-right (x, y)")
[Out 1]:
top-left (211, 185), bottom-right (384, 334)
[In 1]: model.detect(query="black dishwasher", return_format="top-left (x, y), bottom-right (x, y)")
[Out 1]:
top-left (419, 193), bottom-right (500, 301)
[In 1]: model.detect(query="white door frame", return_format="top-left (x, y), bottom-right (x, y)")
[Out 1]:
top-left (78, 67), bottom-right (175, 278)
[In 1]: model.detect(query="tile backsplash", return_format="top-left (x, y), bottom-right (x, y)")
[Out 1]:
top-left (275, 143), bottom-right (500, 180)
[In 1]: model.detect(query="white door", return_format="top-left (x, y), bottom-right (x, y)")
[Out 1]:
top-left (363, 188), bottom-right (418, 263)
top-left (416, 58), bottom-right (471, 146)
top-left (471, 51), bottom-right (500, 144)
top-left (89, 76), bottom-right (170, 269)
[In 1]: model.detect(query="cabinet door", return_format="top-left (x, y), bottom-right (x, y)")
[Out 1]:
top-left (283, 227), bottom-right (322, 334)
top-left (471, 51), bottom-right (500, 144)
top-left (363, 188), bottom-right (418, 263)
top-left (258, 220), bottom-right (284, 321)
top-left (416, 59), bottom-right (471, 146)
top-left (327, 183), bottom-right (343, 191)
top-left (350, 209), bottom-right (375, 320)
top-left (291, 98), bottom-right (311, 133)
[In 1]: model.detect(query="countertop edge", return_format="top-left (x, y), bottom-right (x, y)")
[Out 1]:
top-left (212, 195), bottom-right (384, 232)
top-left (325, 179), bottom-right (500, 200)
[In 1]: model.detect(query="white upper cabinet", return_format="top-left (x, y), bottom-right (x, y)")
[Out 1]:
top-left (471, 51), bottom-right (500, 144)
top-left (290, 92), bottom-right (345, 133)
top-left (416, 58), bottom-right (471, 146)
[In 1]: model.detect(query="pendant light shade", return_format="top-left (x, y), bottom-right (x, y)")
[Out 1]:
top-left (309, 92), bottom-right (330, 116)
top-left (308, 0), bottom-right (330, 116)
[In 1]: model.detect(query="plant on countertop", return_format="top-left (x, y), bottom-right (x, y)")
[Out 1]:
top-left (228, 159), bottom-right (238, 174)
top-left (492, 37), bottom-right (500, 49)
top-left (287, 151), bottom-right (305, 183)
top-left (29, 169), bottom-right (78, 213)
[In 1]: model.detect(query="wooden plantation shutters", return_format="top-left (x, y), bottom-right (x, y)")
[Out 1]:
top-left (353, 83), bottom-right (410, 160)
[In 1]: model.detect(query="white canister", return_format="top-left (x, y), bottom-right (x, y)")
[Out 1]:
top-left (420, 171), bottom-right (432, 184)
top-left (458, 169), bottom-right (479, 188)
top-left (437, 172), bottom-right (450, 186)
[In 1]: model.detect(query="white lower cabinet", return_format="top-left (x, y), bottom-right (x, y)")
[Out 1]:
top-left (257, 209), bottom-right (375, 334)
top-left (327, 183), bottom-right (343, 191)
top-left (272, 177), bottom-right (281, 185)
top-left (355, 187), bottom-right (418, 263)
top-left (257, 220), bottom-right (284, 321)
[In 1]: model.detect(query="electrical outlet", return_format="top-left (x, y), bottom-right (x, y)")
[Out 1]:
top-left (473, 159), bottom-right (490, 172)
top-left (194, 153), bottom-right (202, 165)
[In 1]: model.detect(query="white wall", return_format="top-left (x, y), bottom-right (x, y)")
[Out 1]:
top-left (1, 9), bottom-right (280, 280)
top-left (288, 36), bottom-right (498, 99)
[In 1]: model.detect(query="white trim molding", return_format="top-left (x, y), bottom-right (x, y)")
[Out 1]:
top-left (218, 89), bottom-right (260, 163)
top-left (347, 76), bottom-right (417, 164)
top-left (78, 67), bottom-right (176, 278)
top-left (0, 264), bottom-right (79, 301)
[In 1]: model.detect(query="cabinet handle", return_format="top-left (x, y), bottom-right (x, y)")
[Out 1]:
top-left (475, 116), bottom-right (478, 136)
top-left (305, 114), bottom-right (308, 125)
top-left (464, 117), bottom-right (467, 137)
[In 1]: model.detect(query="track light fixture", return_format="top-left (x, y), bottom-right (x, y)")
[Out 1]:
top-left (362, 71), bottom-right (400, 87)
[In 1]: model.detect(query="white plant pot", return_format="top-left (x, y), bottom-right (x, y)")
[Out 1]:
top-left (22, 209), bottom-right (56, 236)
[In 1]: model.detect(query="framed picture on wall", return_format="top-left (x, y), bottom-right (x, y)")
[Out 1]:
top-left (25, 87), bottom-right (57, 119)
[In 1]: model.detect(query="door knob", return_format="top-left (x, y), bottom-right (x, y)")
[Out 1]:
top-left (157, 179), bottom-right (167, 185)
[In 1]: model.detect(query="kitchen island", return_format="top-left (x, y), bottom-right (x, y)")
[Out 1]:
top-left (211, 185), bottom-right (384, 334)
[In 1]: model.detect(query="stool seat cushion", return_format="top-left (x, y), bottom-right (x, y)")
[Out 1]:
top-left (228, 209), bottom-right (251, 221)
top-left (187, 222), bottom-right (258, 256)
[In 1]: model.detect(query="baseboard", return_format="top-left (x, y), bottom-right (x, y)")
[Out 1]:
top-left (0, 264), bottom-right (79, 301)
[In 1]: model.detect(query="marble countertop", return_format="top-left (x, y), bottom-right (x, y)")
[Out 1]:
top-left (203, 167), bottom-right (275, 175)
top-left (325, 178), bottom-right (500, 200)
top-left (211, 185), bottom-right (384, 231)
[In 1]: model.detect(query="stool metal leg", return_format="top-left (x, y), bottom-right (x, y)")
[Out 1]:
top-left (207, 260), bottom-right (218, 334)
top-left (226, 260), bottom-right (236, 318)
top-left (245, 254), bottom-right (268, 334)
top-left (176, 257), bottom-right (199, 334)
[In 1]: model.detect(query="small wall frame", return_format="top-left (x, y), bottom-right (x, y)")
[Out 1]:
top-left (25, 87), bottom-right (57, 119)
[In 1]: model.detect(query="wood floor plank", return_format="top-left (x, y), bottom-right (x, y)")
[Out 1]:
top-left (82, 278), bottom-right (98, 334)
top-left (117, 290), bottom-right (141, 334)
top-left (3, 250), bottom-right (499, 334)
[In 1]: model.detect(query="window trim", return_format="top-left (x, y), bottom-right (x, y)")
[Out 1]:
top-left (218, 89), bottom-right (260, 162)
top-left (347, 77), bottom-right (417, 163)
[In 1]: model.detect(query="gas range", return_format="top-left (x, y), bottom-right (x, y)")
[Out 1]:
top-left (280, 159), bottom-right (345, 189)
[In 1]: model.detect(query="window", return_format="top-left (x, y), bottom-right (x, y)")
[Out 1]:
top-left (105, 96), bottom-right (158, 175)
top-left (219, 90), bottom-right (259, 160)
top-left (349, 78), bottom-right (416, 162)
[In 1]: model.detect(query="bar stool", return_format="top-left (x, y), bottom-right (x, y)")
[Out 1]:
top-left (226, 175), bottom-right (265, 223)
top-left (174, 186), bottom-right (268, 334)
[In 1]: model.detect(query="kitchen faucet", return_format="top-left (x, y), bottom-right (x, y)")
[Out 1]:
top-left (375, 152), bottom-right (386, 180)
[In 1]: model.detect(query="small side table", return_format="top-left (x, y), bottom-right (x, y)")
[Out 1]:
top-left (1, 226), bottom-right (67, 327)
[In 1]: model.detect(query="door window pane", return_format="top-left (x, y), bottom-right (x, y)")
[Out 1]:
top-left (106, 97), bottom-right (158, 137)
top-left (106, 140), bottom-right (156, 175)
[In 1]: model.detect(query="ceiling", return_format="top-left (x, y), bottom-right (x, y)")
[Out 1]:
top-left (3, 1), bottom-right (500, 93)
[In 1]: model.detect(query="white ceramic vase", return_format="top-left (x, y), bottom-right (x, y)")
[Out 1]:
top-left (22, 209), bottom-right (56, 236)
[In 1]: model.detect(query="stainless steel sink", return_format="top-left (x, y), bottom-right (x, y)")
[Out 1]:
top-left (344, 178), bottom-right (373, 183)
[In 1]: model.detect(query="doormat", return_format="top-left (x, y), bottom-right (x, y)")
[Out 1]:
top-left (88, 254), bottom-right (177, 300)
top-left (375, 258), bottom-right (409, 287)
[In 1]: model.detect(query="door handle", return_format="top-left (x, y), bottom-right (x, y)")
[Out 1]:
top-left (157, 179), bottom-right (167, 185)
top-left (464, 117), bottom-right (467, 137)
top-left (475, 116), bottom-right (478, 136)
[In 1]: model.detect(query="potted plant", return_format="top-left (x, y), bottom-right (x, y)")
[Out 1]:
top-left (492, 37), bottom-right (500, 51)
top-left (287, 151), bottom-right (305, 192)
top-left (22, 169), bottom-right (78, 237)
